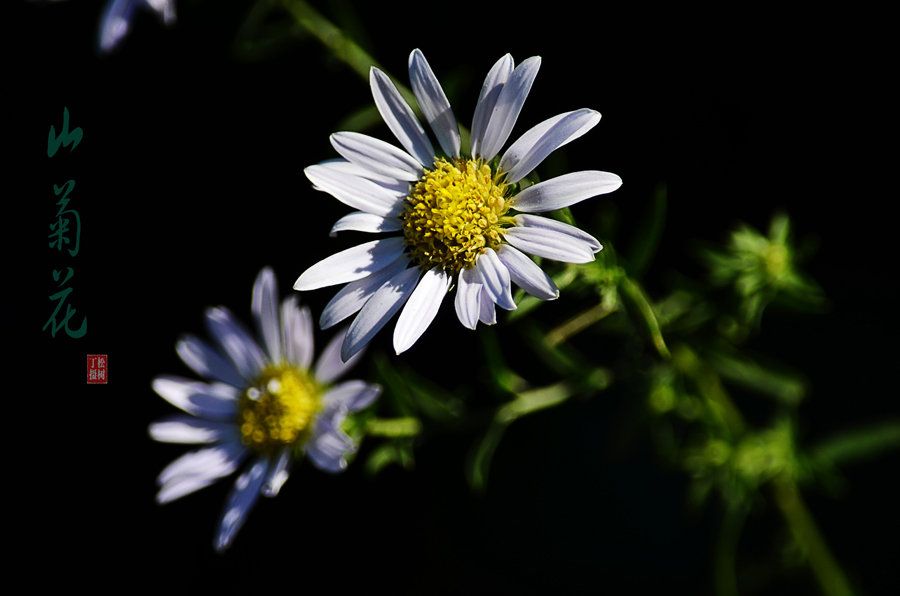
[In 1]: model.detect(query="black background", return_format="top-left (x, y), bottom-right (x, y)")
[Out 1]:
top-left (7, 1), bottom-right (896, 594)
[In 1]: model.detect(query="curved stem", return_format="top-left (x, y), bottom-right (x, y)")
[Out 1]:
top-left (772, 474), bottom-right (855, 596)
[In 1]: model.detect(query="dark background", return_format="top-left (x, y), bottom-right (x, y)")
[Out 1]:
top-left (7, 1), bottom-right (896, 594)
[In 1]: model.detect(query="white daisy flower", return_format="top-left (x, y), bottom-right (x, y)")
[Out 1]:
top-left (295, 49), bottom-right (622, 360)
top-left (149, 267), bottom-right (381, 552)
top-left (98, 0), bottom-right (175, 53)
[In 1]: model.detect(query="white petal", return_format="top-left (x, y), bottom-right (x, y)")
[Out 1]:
top-left (409, 49), bottom-right (460, 158)
top-left (393, 267), bottom-right (451, 355)
top-left (329, 211), bottom-right (403, 237)
top-left (149, 415), bottom-right (238, 444)
top-left (471, 54), bottom-right (514, 159)
top-left (175, 335), bottom-right (244, 388)
top-left (321, 380), bottom-right (382, 412)
top-left (281, 297), bottom-right (315, 369)
top-left (503, 226), bottom-right (597, 264)
top-left (152, 375), bottom-right (239, 421)
top-left (496, 244), bottom-right (559, 300)
top-left (330, 132), bottom-right (422, 181)
top-left (315, 326), bottom-right (365, 383)
top-left (474, 248), bottom-right (517, 311)
top-left (305, 164), bottom-right (405, 217)
top-left (478, 286), bottom-right (497, 325)
top-left (204, 306), bottom-right (267, 381)
top-left (477, 56), bottom-right (541, 162)
top-left (156, 442), bottom-right (247, 504)
top-left (262, 448), bottom-right (291, 498)
top-left (454, 266), bottom-right (482, 330)
top-left (512, 170), bottom-right (623, 213)
top-left (319, 257), bottom-right (410, 330)
top-left (214, 457), bottom-right (268, 553)
top-left (500, 108), bottom-right (601, 184)
top-left (251, 267), bottom-right (282, 363)
top-left (514, 213), bottom-right (603, 252)
top-left (314, 158), bottom-right (412, 192)
top-left (343, 266), bottom-right (421, 361)
top-left (370, 66), bottom-right (435, 167)
top-left (294, 237), bottom-right (407, 291)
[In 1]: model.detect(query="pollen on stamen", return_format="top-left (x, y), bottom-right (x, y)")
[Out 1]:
top-left (238, 365), bottom-right (321, 455)
top-left (401, 157), bottom-right (510, 272)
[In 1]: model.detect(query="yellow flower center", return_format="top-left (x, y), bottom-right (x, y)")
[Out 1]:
top-left (402, 158), bottom-right (511, 272)
top-left (238, 365), bottom-right (321, 455)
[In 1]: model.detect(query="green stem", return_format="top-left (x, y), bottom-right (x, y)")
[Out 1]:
top-left (772, 474), bottom-right (855, 596)
top-left (545, 301), bottom-right (617, 347)
top-left (714, 504), bottom-right (747, 596)
top-left (280, 0), bottom-right (383, 81)
top-left (365, 417), bottom-right (422, 437)
top-left (619, 276), bottom-right (670, 359)
top-left (672, 344), bottom-right (746, 438)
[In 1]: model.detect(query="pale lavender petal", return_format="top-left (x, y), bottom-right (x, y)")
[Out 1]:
top-left (474, 248), bottom-right (517, 311)
top-left (514, 213), bottom-right (603, 252)
top-left (204, 306), bottom-right (267, 381)
top-left (393, 267), bottom-right (451, 355)
top-left (314, 158), bottom-right (412, 192)
top-left (281, 297), bottom-right (314, 369)
top-left (151, 375), bottom-right (239, 421)
top-left (315, 326), bottom-right (365, 383)
top-left (370, 66), bottom-right (435, 167)
top-left (454, 265), bottom-right (482, 330)
top-left (148, 415), bottom-right (238, 444)
top-left (293, 237), bottom-right (407, 291)
top-left (478, 286), bottom-right (497, 325)
top-left (503, 226), bottom-right (597, 264)
top-left (342, 266), bottom-right (421, 361)
top-left (319, 257), bottom-right (410, 330)
top-left (214, 457), bottom-right (269, 553)
top-left (500, 109), bottom-right (601, 183)
top-left (330, 132), bottom-right (422, 181)
top-left (252, 267), bottom-right (282, 363)
top-left (306, 419), bottom-right (355, 473)
top-left (409, 49), bottom-right (460, 158)
top-left (496, 244), bottom-right (559, 300)
top-left (156, 441), bottom-right (247, 504)
top-left (512, 170), bottom-right (622, 213)
top-left (329, 211), bottom-right (404, 237)
top-left (471, 54), bottom-right (514, 159)
top-left (147, 0), bottom-right (176, 23)
top-left (321, 380), bottom-right (382, 413)
top-left (305, 164), bottom-right (406, 217)
top-left (98, 1), bottom-right (133, 52)
top-left (175, 335), bottom-right (244, 388)
top-left (262, 448), bottom-right (291, 498)
top-left (477, 56), bottom-right (541, 162)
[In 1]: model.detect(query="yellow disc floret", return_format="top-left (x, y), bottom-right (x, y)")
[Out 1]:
top-left (238, 365), bottom-right (321, 455)
top-left (402, 158), bottom-right (511, 272)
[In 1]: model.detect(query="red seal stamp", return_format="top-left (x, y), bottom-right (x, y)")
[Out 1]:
top-left (87, 354), bottom-right (108, 384)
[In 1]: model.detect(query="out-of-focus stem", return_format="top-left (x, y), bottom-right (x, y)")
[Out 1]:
top-left (280, 0), bottom-right (379, 79)
top-left (366, 417), bottom-right (422, 437)
top-left (714, 504), bottom-right (747, 596)
top-left (672, 344), bottom-right (746, 438)
top-left (279, 0), bottom-right (418, 107)
top-left (772, 474), bottom-right (855, 596)
top-left (545, 302), bottom-right (616, 347)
